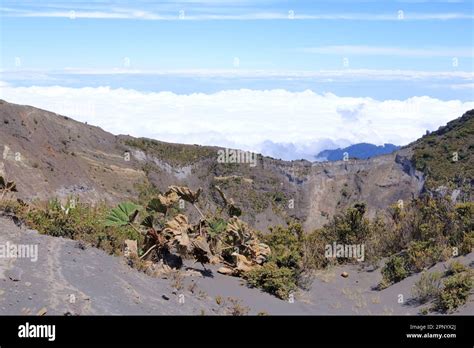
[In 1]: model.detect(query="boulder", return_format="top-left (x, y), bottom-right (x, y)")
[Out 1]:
top-left (232, 253), bottom-right (255, 273)
top-left (217, 267), bottom-right (234, 275)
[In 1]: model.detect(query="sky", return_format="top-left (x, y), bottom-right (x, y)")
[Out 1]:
top-left (0, 0), bottom-right (473, 160)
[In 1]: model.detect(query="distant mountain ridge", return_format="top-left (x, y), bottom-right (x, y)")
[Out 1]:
top-left (316, 143), bottom-right (401, 161)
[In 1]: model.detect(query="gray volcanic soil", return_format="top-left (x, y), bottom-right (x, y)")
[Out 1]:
top-left (0, 217), bottom-right (472, 315)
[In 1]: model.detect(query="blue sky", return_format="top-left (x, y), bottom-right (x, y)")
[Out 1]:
top-left (0, 0), bottom-right (473, 160)
top-left (1, 0), bottom-right (472, 71)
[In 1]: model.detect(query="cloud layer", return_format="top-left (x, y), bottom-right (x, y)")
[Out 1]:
top-left (4, 11), bottom-right (473, 21)
top-left (302, 46), bottom-right (473, 58)
top-left (2, 3), bottom-right (473, 21)
top-left (0, 85), bottom-right (473, 160)
top-left (3, 68), bottom-right (473, 80)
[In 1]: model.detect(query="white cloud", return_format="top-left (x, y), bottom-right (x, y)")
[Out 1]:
top-left (302, 46), bottom-right (473, 58)
top-left (450, 83), bottom-right (474, 89)
top-left (0, 85), bottom-right (473, 160)
top-left (2, 68), bottom-right (473, 81)
top-left (1, 7), bottom-right (472, 21)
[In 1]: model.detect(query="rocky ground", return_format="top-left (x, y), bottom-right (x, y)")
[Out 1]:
top-left (0, 217), bottom-right (472, 316)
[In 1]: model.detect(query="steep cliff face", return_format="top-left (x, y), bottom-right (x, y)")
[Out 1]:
top-left (300, 149), bottom-right (424, 230)
top-left (0, 100), bottom-right (426, 231)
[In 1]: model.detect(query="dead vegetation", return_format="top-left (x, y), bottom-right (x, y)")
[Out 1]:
top-left (104, 185), bottom-right (273, 283)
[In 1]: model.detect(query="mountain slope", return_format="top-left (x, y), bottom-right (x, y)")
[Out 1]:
top-left (411, 109), bottom-right (474, 201)
top-left (0, 99), bottom-right (145, 203)
top-left (0, 100), bottom-right (427, 230)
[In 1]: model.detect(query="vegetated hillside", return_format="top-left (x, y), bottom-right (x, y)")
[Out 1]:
top-left (411, 109), bottom-right (474, 201)
top-left (316, 143), bottom-right (400, 161)
top-left (0, 99), bottom-right (428, 231)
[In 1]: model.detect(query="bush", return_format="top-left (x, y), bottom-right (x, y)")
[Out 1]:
top-left (411, 271), bottom-right (442, 304)
top-left (454, 203), bottom-right (474, 231)
top-left (27, 199), bottom-right (87, 239)
top-left (25, 198), bottom-right (142, 255)
top-left (460, 231), bottom-right (474, 255)
top-left (301, 203), bottom-right (371, 270)
top-left (245, 222), bottom-right (303, 299)
top-left (298, 197), bottom-right (470, 277)
top-left (381, 255), bottom-right (409, 285)
top-left (406, 240), bottom-right (443, 273)
top-left (0, 199), bottom-right (28, 216)
top-left (331, 202), bottom-right (369, 245)
top-left (435, 272), bottom-right (472, 313)
top-left (245, 262), bottom-right (297, 300)
top-left (446, 260), bottom-right (468, 276)
top-left (302, 228), bottom-right (333, 270)
top-left (261, 222), bottom-right (303, 269)
top-left (364, 215), bottom-right (397, 268)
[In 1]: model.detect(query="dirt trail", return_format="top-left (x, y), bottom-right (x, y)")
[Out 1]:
top-left (0, 217), bottom-right (472, 315)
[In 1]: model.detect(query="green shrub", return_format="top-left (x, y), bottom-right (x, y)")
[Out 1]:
top-left (419, 307), bottom-right (430, 315)
top-left (332, 202), bottom-right (369, 245)
top-left (0, 199), bottom-right (28, 217)
top-left (301, 203), bottom-right (371, 270)
top-left (411, 271), bottom-right (442, 304)
top-left (25, 198), bottom-right (142, 255)
top-left (245, 222), bottom-right (304, 298)
top-left (446, 260), bottom-right (468, 276)
top-left (125, 138), bottom-right (215, 166)
top-left (381, 255), bottom-right (409, 285)
top-left (245, 262), bottom-right (297, 300)
top-left (206, 216), bottom-right (228, 254)
top-left (296, 197), bottom-right (470, 277)
top-left (261, 222), bottom-right (303, 269)
top-left (435, 272), bottom-right (473, 313)
top-left (460, 231), bottom-right (474, 255)
top-left (207, 217), bottom-right (227, 238)
top-left (302, 228), bottom-right (333, 270)
top-left (406, 240), bottom-right (443, 273)
top-left (454, 203), bottom-right (474, 231)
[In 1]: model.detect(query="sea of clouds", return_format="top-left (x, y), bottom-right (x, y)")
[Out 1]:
top-left (0, 84), bottom-right (472, 161)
